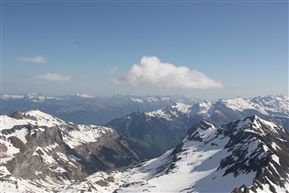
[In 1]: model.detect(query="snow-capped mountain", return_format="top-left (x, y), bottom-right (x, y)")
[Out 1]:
top-left (0, 94), bottom-right (198, 125)
top-left (62, 116), bottom-right (289, 193)
top-left (0, 110), bottom-right (139, 192)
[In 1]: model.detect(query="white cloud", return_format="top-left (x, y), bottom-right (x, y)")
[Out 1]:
top-left (112, 56), bottom-right (224, 89)
top-left (17, 56), bottom-right (47, 64)
top-left (36, 73), bottom-right (71, 82)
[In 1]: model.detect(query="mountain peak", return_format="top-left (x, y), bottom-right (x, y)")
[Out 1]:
top-left (185, 120), bottom-right (216, 143)
top-left (231, 115), bottom-right (288, 139)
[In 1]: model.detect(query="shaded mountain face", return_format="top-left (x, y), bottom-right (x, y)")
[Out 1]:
top-left (0, 94), bottom-right (198, 125)
top-left (106, 103), bottom-right (192, 159)
top-left (0, 110), bottom-right (139, 191)
top-left (108, 116), bottom-right (289, 193)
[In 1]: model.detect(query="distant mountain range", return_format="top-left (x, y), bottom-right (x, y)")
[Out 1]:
top-left (1, 110), bottom-right (288, 192)
top-left (2, 94), bottom-right (287, 129)
top-left (0, 93), bottom-right (199, 125)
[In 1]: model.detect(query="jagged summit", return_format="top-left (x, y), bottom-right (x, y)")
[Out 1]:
top-left (187, 120), bottom-right (215, 133)
top-left (185, 120), bottom-right (216, 143)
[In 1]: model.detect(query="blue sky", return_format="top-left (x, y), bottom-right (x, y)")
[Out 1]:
top-left (1, 1), bottom-right (288, 100)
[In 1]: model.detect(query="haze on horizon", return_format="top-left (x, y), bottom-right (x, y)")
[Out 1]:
top-left (1, 0), bottom-right (288, 100)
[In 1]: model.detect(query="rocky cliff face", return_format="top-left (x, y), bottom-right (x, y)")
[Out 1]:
top-left (0, 110), bottom-right (139, 191)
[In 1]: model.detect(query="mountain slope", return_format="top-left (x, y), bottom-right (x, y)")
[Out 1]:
top-left (108, 116), bottom-right (289, 193)
top-left (0, 110), bottom-right (139, 191)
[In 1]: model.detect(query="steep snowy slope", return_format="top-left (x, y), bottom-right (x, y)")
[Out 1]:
top-left (0, 110), bottom-right (139, 192)
top-left (110, 116), bottom-right (289, 193)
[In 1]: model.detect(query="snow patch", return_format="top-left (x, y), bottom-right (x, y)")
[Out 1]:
top-left (6, 128), bottom-right (28, 144)
top-left (172, 102), bottom-right (191, 114)
top-left (33, 147), bottom-right (56, 164)
top-left (63, 125), bottom-right (113, 148)
top-left (54, 167), bottom-right (67, 174)
top-left (130, 97), bottom-right (144, 103)
top-left (271, 154), bottom-right (280, 165)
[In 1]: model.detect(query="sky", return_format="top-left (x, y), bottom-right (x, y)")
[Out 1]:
top-left (1, 0), bottom-right (288, 100)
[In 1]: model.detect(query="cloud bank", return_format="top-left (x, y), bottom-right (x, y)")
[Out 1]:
top-left (112, 56), bottom-right (223, 89)
top-left (17, 56), bottom-right (47, 64)
top-left (36, 73), bottom-right (71, 82)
